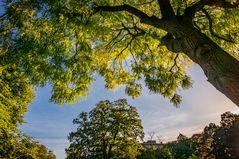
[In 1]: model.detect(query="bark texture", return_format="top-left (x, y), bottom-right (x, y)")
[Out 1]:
top-left (161, 17), bottom-right (239, 106)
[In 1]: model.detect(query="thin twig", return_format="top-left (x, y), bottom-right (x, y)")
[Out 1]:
top-left (170, 54), bottom-right (179, 72)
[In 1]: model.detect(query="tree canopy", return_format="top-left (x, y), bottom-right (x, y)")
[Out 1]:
top-left (0, 52), bottom-right (54, 159)
top-left (0, 64), bottom-right (34, 136)
top-left (199, 111), bottom-right (239, 159)
top-left (1, 0), bottom-right (239, 106)
top-left (66, 99), bottom-right (144, 159)
top-left (0, 132), bottom-right (56, 159)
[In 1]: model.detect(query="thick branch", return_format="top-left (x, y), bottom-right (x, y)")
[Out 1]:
top-left (95, 4), bottom-right (168, 31)
top-left (170, 54), bottom-right (179, 72)
top-left (157, 0), bottom-right (175, 18)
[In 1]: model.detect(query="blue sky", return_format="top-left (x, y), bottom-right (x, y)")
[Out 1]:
top-left (20, 65), bottom-right (238, 158)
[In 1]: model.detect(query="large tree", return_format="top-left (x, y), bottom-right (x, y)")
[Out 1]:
top-left (66, 99), bottom-right (144, 159)
top-left (1, 0), bottom-right (239, 106)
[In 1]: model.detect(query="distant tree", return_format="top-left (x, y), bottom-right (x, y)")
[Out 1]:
top-left (137, 146), bottom-right (161, 159)
top-left (199, 112), bottom-right (239, 159)
top-left (66, 99), bottom-right (144, 159)
top-left (138, 133), bottom-right (201, 159)
top-left (137, 145), bottom-right (175, 159)
top-left (211, 112), bottom-right (239, 159)
top-left (167, 133), bottom-right (200, 159)
top-left (156, 135), bottom-right (164, 144)
top-left (0, 131), bottom-right (56, 159)
top-left (138, 112), bottom-right (239, 159)
top-left (158, 146), bottom-right (173, 159)
top-left (198, 123), bottom-right (217, 159)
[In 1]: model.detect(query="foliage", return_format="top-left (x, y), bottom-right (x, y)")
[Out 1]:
top-left (137, 133), bottom-right (201, 159)
top-left (66, 99), bottom-right (144, 159)
top-left (199, 112), bottom-right (239, 159)
top-left (136, 145), bottom-right (174, 159)
top-left (187, 154), bottom-right (198, 159)
top-left (0, 64), bottom-right (54, 158)
top-left (0, 130), bottom-right (56, 159)
top-left (2, 0), bottom-right (238, 106)
top-left (0, 64), bottom-right (34, 136)
top-left (158, 146), bottom-right (173, 159)
top-left (137, 146), bottom-right (162, 159)
top-left (167, 133), bottom-right (200, 159)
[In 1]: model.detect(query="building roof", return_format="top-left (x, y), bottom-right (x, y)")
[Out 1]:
top-left (142, 140), bottom-right (163, 148)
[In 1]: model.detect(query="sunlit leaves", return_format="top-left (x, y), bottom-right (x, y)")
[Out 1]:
top-left (1, 0), bottom-right (97, 104)
top-left (170, 94), bottom-right (182, 107)
top-left (125, 82), bottom-right (142, 98)
top-left (193, 5), bottom-right (239, 57)
top-left (0, 131), bottom-right (56, 159)
top-left (66, 99), bottom-right (144, 159)
top-left (0, 64), bottom-right (34, 135)
top-left (0, 64), bottom-right (55, 158)
top-left (4, 0), bottom-right (238, 106)
top-left (181, 75), bottom-right (192, 90)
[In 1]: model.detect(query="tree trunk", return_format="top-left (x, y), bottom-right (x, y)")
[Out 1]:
top-left (107, 130), bottom-right (118, 159)
top-left (162, 17), bottom-right (239, 106)
top-left (102, 140), bottom-right (107, 159)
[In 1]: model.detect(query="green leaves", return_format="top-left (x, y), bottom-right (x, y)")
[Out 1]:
top-left (66, 99), bottom-right (144, 159)
top-left (0, 65), bottom-right (54, 158)
top-left (0, 131), bottom-right (56, 159)
top-left (170, 94), bottom-right (182, 107)
top-left (0, 65), bottom-right (34, 135)
top-left (199, 112), bottom-right (239, 159)
top-left (125, 82), bottom-right (142, 98)
top-left (193, 4), bottom-right (239, 56)
top-left (0, 0), bottom-right (194, 106)
top-left (2, 0), bottom-right (238, 106)
top-left (181, 76), bottom-right (192, 90)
